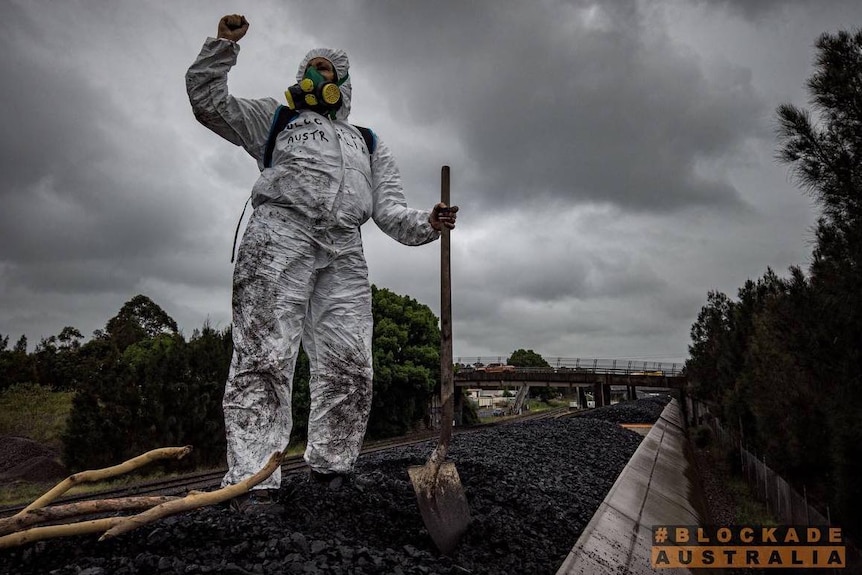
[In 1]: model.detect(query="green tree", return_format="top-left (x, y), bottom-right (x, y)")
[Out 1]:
top-left (686, 291), bottom-right (735, 403)
top-left (367, 285), bottom-right (439, 438)
top-left (105, 294), bottom-right (179, 352)
top-left (0, 334), bottom-right (34, 391)
top-left (32, 327), bottom-right (85, 391)
top-left (64, 301), bottom-right (225, 471)
top-left (507, 349), bottom-right (550, 368)
top-left (738, 269), bottom-right (830, 493)
top-left (508, 349), bottom-right (552, 401)
top-left (718, 271), bottom-right (784, 431)
top-left (776, 28), bottom-right (862, 532)
top-left (185, 322), bottom-right (233, 459)
top-left (62, 338), bottom-right (137, 469)
top-left (13, 335), bottom-right (28, 353)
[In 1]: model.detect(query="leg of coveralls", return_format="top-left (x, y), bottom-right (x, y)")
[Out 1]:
top-left (303, 242), bottom-right (374, 474)
top-left (222, 208), bottom-right (316, 489)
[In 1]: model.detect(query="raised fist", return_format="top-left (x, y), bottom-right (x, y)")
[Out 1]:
top-left (217, 14), bottom-right (249, 43)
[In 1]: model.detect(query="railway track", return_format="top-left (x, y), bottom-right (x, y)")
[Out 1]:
top-left (0, 407), bottom-right (572, 517)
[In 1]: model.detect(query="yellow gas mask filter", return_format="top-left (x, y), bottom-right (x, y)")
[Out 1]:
top-left (284, 64), bottom-right (347, 114)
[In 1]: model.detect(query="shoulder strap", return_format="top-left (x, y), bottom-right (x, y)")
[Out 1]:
top-left (263, 105), bottom-right (298, 169)
top-left (353, 125), bottom-right (376, 155)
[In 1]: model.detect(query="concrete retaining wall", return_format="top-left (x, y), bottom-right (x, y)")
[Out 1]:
top-left (556, 399), bottom-right (709, 574)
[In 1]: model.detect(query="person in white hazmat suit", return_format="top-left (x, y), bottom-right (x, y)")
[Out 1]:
top-left (186, 14), bottom-right (458, 511)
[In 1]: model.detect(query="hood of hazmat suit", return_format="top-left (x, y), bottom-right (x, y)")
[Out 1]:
top-left (295, 48), bottom-right (352, 122)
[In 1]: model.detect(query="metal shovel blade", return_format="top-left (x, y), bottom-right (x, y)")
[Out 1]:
top-left (408, 460), bottom-right (470, 556)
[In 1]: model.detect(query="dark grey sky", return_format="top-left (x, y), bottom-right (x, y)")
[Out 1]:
top-left (2, 0), bottom-right (858, 364)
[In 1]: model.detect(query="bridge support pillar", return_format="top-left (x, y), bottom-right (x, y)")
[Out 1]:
top-left (594, 378), bottom-right (611, 407)
top-left (627, 385), bottom-right (637, 401)
top-left (577, 386), bottom-right (588, 409)
top-left (454, 388), bottom-right (463, 426)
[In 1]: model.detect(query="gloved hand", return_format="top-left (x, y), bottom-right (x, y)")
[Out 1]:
top-left (217, 14), bottom-right (249, 43)
top-left (430, 203), bottom-right (459, 231)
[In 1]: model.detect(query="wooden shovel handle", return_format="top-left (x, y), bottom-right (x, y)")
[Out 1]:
top-left (439, 166), bottom-right (454, 453)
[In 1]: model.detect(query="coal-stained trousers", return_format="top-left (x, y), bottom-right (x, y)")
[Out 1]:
top-left (221, 204), bottom-right (374, 490)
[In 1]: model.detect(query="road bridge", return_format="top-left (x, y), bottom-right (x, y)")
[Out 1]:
top-left (454, 358), bottom-right (687, 410)
top-left (456, 356), bottom-right (684, 377)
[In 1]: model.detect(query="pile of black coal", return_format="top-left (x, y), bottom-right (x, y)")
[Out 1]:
top-left (0, 436), bottom-right (67, 485)
top-left (0, 399), bottom-right (667, 575)
top-left (577, 394), bottom-right (671, 424)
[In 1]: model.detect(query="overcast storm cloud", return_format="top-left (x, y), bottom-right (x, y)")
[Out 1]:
top-left (1, 0), bottom-right (859, 364)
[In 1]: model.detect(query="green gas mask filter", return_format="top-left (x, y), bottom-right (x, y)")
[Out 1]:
top-left (284, 65), bottom-right (348, 116)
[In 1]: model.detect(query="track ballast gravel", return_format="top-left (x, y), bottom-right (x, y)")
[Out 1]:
top-left (0, 397), bottom-right (670, 575)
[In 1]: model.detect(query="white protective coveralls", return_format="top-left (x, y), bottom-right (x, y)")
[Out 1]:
top-left (186, 38), bottom-right (439, 490)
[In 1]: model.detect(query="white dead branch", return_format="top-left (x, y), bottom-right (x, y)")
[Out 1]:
top-left (0, 446), bottom-right (283, 549)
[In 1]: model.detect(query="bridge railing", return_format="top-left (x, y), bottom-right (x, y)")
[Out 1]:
top-left (454, 357), bottom-right (686, 377)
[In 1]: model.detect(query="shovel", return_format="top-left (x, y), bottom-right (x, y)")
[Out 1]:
top-left (408, 165), bottom-right (470, 556)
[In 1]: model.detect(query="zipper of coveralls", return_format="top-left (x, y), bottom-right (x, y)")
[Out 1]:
top-left (324, 115), bottom-right (349, 232)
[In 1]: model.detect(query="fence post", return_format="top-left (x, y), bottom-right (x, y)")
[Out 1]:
top-left (755, 451), bottom-right (760, 497)
top-left (752, 450), bottom-right (757, 488)
top-left (786, 479), bottom-right (792, 524)
top-left (775, 473), bottom-right (782, 519)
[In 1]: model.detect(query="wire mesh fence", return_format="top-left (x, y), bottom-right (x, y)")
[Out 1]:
top-left (692, 399), bottom-right (831, 527)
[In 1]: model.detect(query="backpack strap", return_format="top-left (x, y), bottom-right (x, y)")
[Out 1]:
top-left (353, 125), bottom-right (377, 155)
top-left (263, 105), bottom-right (298, 169)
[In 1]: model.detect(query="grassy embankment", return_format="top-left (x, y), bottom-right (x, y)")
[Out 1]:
top-left (0, 383), bottom-right (75, 504)
top-left (0, 383), bottom-right (74, 450)
top-left (0, 384), bottom-right (239, 506)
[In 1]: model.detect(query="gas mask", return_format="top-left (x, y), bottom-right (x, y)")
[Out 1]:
top-left (284, 65), bottom-right (348, 118)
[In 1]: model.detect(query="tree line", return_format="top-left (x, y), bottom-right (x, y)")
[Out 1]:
top-left (0, 286), bottom-right (448, 472)
top-left (685, 29), bottom-right (862, 537)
